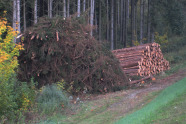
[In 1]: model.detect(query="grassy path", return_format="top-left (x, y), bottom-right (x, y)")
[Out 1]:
top-left (116, 77), bottom-right (186, 124)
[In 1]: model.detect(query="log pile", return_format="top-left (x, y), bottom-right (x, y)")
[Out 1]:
top-left (112, 43), bottom-right (170, 76)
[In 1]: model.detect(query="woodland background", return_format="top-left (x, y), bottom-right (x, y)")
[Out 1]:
top-left (0, 0), bottom-right (186, 48)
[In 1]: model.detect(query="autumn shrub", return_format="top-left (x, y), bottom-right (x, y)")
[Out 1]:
top-left (0, 12), bottom-right (23, 119)
top-left (37, 84), bottom-right (69, 115)
top-left (0, 12), bottom-right (37, 122)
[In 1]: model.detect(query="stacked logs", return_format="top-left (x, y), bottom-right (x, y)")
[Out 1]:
top-left (112, 43), bottom-right (170, 76)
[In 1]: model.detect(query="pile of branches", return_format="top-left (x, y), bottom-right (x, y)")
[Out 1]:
top-left (18, 16), bottom-right (128, 94)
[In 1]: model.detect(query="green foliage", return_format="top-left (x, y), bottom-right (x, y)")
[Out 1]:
top-left (151, 0), bottom-right (184, 36)
top-left (15, 77), bottom-right (37, 111)
top-left (56, 79), bottom-right (66, 90)
top-left (0, 74), bottom-right (17, 120)
top-left (154, 32), bottom-right (168, 50)
top-left (164, 45), bottom-right (186, 64)
top-left (0, 75), bottom-right (37, 122)
top-left (154, 32), bottom-right (168, 45)
top-left (162, 36), bottom-right (186, 53)
top-left (37, 84), bottom-right (69, 115)
top-left (0, 13), bottom-right (27, 121)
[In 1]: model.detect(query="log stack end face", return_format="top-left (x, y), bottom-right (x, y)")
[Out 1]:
top-left (112, 43), bottom-right (170, 77)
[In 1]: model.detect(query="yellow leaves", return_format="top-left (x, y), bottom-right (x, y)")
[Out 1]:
top-left (0, 15), bottom-right (24, 83)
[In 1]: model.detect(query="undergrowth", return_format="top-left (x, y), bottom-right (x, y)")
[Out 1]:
top-left (37, 84), bottom-right (69, 115)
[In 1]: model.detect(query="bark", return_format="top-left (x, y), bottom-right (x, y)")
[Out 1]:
top-left (95, 12), bottom-right (98, 33)
top-left (114, 0), bottom-right (118, 48)
top-left (13, 0), bottom-right (17, 42)
top-left (63, 0), bottom-right (66, 17)
top-left (135, 2), bottom-right (137, 42)
top-left (67, 0), bottom-right (69, 17)
top-left (110, 0), bottom-right (114, 50)
top-left (90, 0), bottom-right (94, 36)
top-left (127, 0), bottom-right (129, 25)
top-left (124, 0), bottom-right (127, 47)
top-left (99, 1), bottom-right (102, 42)
top-left (77, 0), bottom-right (81, 17)
top-left (106, 0), bottom-right (109, 41)
top-left (23, 0), bottom-right (26, 32)
top-left (83, 0), bottom-right (86, 12)
top-left (140, 0), bottom-right (144, 44)
top-left (34, 0), bottom-right (38, 24)
top-left (147, 0), bottom-right (151, 42)
top-left (48, 0), bottom-right (53, 18)
top-left (17, 0), bottom-right (21, 34)
top-left (120, 0), bottom-right (123, 45)
top-left (131, 0), bottom-right (135, 46)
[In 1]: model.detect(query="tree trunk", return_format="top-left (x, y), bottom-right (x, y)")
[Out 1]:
top-left (99, 1), bottom-right (102, 42)
top-left (48, 0), bottom-right (53, 18)
top-left (63, 0), bottom-right (66, 17)
top-left (110, 0), bottom-right (114, 50)
top-left (83, 0), bottom-right (86, 12)
top-left (13, 0), bottom-right (17, 42)
top-left (34, 0), bottom-right (38, 24)
top-left (90, 0), bottom-right (94, 36)
top-left (120, 0), bottom-right (123, 45)
top-left (106, 0), bottom-right (109, 41)
top-left (67, 0), bottom-right (69, 17)
top-left (77, 0), bottom-right (81, 17)
top-left (131, 0), bottom-right (135, 46)
top-left (135, 2), bottom-right (137, 42)
top-left (124, 0), bottom-right (127, 47)
top-left (147, 0), bottom-right (151, 42)
top-left (23, 0), bottom-right (26, 32)
top-left (127, 0), bottom-right (129, 25)
top-left (114, 0), bottom-right (118, 48)
top-left (140, 0), bottom-right (144, 44)
top-left (17, 0), bottom-right (21, 34)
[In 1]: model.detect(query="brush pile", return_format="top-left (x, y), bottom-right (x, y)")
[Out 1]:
top-left (112, 43), bottom-right (170, 76)
top-left (18, 16), bottom-right (128, 94)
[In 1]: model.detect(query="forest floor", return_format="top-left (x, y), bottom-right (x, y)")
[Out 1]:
top-left (39, 63), bottom-right (186, 124)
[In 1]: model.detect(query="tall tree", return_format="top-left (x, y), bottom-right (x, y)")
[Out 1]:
top-left (13, 0), bottom-right (17, 42)
top-left (99, 1), bottom-right (102, 41)
top-left (110, 0), bottom-right (114, 50)
top-left (131, 0), bottom-right (135, 46)
top-left (77, 0), bottom-right (81, 17)
top-left (67, 0), bottom-right (69, 17)
top-left (106, 0), bottom-right (109, 41)
top-left (34, 0), bottom-right (38, 24)
top-left (140, 0), bottom-right (144, 44)
top-left (124, 0), bottom-right (127, 47)
top-left (63, 0), bottom-right (66, 17)
top-left (147, 0), bottom-right (151, 42)
top-left (48, 0), bottom-right (53, 18)
top-left (23, 0), bottom-right (26, 31)
top-left (90, 0), bottom-right (95, 36)
top-left (17, 0), bottom-right (20, 34)
top-left (83, 0), bottom-right (86, 12)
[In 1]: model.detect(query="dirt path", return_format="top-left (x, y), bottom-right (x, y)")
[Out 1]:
top-left (65, 69), bottom-right (186, 124)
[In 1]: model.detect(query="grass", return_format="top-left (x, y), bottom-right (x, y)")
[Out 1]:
top-left (38, 95), bottom-right (122, 124)
top-left (116, 77), bottom-right (186, 124)
top-left (147, 91), bottom-right (186, 124)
